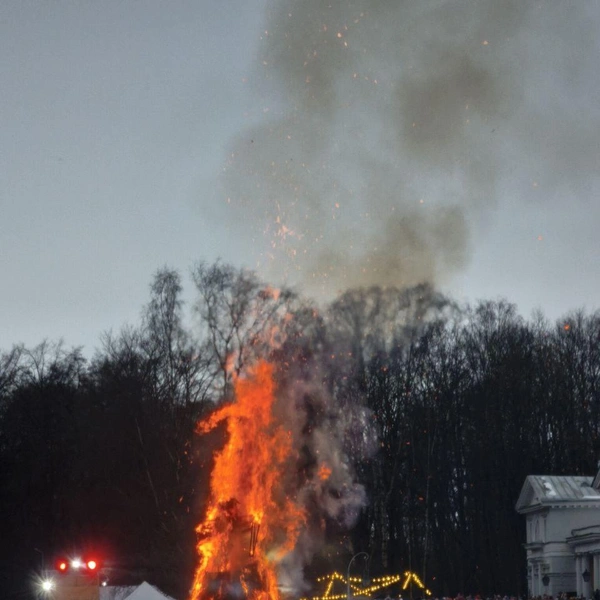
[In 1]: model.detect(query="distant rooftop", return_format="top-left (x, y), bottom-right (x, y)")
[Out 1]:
top-left (516, 475), bottom-right (600, 512)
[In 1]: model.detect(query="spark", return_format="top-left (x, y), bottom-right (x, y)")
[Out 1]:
top-left (318, 464), bottom-right (332, 481)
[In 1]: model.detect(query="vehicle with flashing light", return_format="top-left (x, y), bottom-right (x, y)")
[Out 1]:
top-left (40, 556), bottom-right (103, 600)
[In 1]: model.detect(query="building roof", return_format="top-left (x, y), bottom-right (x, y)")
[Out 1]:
top-left (515, 475), bottom-right (600, 512)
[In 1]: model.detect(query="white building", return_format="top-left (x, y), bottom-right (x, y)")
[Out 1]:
top-left (516, 468), bottom-right (600, 598)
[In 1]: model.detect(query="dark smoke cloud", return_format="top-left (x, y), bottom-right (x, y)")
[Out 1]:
top-left (272, 355), bottom-right (373, 595)
top-left (217, 0), bottom-right (599, 299)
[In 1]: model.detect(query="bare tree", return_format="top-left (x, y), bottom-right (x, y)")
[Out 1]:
top-left (191, 261), bottom-right (296, 397)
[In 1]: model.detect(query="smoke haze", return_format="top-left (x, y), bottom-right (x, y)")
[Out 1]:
top-left (218, 0), bottom-right (600, 298)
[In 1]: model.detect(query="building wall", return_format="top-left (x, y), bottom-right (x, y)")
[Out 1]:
top-left (524, 509), bottom-right (600, 597)
top-left (526, 541), bottom-right (575, 598)
top-left (526, 509), bottom-right (600, 545)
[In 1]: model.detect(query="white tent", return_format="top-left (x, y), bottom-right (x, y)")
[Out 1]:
top-left (100, 581), bottom-right (177, 600)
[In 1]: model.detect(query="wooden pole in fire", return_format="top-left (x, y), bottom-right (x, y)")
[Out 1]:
top-left (250, 521), bottom-right (260, 557)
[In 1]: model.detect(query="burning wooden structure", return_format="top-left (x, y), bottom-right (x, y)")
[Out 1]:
top-left (189, 362), bottom-right (306, 600)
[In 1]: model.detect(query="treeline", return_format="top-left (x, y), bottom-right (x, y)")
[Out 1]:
top-left (1, 261), bottom-right (599, 599)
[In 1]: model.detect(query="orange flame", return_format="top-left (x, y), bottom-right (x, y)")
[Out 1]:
top-left (190, 361), bottom-right (305, 600)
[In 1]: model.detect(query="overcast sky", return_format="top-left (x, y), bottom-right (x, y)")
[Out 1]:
top-left (1, 1), bottom-right (599, 355)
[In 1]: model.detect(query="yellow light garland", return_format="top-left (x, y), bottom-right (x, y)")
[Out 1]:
top-left (300, 570), bottom-right (432, 600)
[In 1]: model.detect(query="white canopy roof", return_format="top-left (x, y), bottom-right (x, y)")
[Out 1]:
top-left (100, 581), bottom-right (177, 600)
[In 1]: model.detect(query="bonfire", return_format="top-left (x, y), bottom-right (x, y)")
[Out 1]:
top-left (190, 361), bottom-right (306, 600)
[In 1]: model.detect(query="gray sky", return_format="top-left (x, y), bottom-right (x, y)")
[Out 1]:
top-left (1, 1), bottom-right (599, 355)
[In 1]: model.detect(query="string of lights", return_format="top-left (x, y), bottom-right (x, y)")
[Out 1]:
top-left (301, 570), bottom-right (432, 600)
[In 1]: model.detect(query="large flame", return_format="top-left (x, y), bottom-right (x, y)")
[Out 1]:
top-left (190, 361), bottom-right (306, 600)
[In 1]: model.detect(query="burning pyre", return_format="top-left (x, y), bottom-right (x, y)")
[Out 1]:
top-left (189, 355), bottom-right (370, 600)
top-left (190, 361), bottom-right (305, 600)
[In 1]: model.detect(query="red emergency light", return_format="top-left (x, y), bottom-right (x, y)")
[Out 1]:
top-left (55, 555), bottom-right (101, 574)
top-left (57, 559), bottom-right (69, 573)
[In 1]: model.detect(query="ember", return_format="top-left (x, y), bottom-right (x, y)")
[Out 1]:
top-left (190, 361), bottom-right (305, 600)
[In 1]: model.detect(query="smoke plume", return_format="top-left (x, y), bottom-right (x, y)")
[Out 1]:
top-left (218, 0), bottom-right (600, 298)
